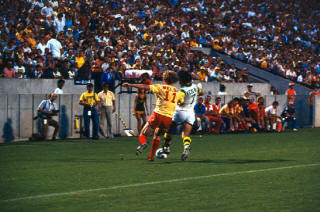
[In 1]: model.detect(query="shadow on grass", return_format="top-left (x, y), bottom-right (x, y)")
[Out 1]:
top-left (155, 158), bottom-right (294, 165)
top-left (187, 159), bottom-right (294, 164)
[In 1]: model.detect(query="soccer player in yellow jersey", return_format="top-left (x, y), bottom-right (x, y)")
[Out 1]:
top-left (123, 71), bottom-right (184, 161)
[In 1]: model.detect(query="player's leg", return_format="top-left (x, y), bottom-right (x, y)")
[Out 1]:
top-left (162, 121), bottom-right (177, 154)
top-left (136, 122), bottom-right (154, 155)
top-left (181, 113), bottom-right (195, 161)
top-left (148, 128), bottom-right (162, 161)
top-left (163, 110), bottom-right (182, 154)
top-left (148, 114), bottom-right (172, 160)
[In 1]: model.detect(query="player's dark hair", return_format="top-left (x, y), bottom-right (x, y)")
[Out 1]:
top-left (178, 71), bottom-right (192, 86)
top-left (233, 97), bottom-right (240, 102)
top-left (163, 70), bottom-right (179, 85)
top-left (273, 101), bottom-right (279, 106)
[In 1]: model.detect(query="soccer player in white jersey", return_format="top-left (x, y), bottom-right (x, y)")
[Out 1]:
top-left (162, 71), bottom-right (202, 161)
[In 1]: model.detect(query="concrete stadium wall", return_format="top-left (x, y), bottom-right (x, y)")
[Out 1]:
top-left (0, 78), bottom-right (270, 96)
top-left (0, 93), bottom-right (313, 143)
top-left (0, 79), bottom-right (89, 94)
top-left (315, 96), bottom-right (320, 127)
top-left (200, 82), bottom-right (270, 96)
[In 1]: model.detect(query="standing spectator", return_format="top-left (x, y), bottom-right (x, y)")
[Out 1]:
top-left (281, 103), bottom-right (298, 131)
top-left (308, 87), bottom-right (320, 126)
top-left (3, 60), bottom-right (15, 78)
top-left (133, 88), bottom-right (149, 134)
top-left (36, 93), bottom-right (60, 140)
top-left (285, 83), bottom-right (296, 104)
top-left (100, 67), bottom-right (116, 93)
top-left (54, 79), bottom-right (65, 94)
top-left (79, 83), bottom-right (101, 139)
top-left (244, 84), bottom-right (260, 99)
top-left (13, 59), bottom-right (25, 78)
top-left (47, 34), bottom-right (62, 58)
top-left (98, 83), bottom-right (116, 139)
top-left (217, 84), bottom-right (228, 95)
top-left (54, 13), bottom-right (66, 34)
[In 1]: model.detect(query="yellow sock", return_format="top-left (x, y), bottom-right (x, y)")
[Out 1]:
top-left (183, 137), bottom-right (191, 149)
top-left (164, 132), bottom-right (171, 147)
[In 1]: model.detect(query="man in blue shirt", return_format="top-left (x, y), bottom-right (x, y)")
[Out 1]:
top-left (37, 93), bottom-right (60, 140)
top-left (194, 97), bottom-right (208, 134)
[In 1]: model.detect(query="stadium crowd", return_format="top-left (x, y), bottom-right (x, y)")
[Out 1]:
top-left (1, 0), bottom-right (318, 89)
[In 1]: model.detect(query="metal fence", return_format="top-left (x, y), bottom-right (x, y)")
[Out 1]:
top-left (0, 94), bottom-right (315, 143)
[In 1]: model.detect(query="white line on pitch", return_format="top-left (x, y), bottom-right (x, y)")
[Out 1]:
top-left (2, 163), bottom-right (319, 202)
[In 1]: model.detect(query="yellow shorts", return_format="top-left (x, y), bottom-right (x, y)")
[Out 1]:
top-left (135, 111), bottom-right (145, 115)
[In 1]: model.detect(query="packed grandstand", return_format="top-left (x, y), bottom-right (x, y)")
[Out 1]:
top-left (0, 0), bottom-right (319, 89)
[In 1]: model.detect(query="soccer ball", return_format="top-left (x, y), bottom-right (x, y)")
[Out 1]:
top-left (156, 148), bottom-right (168, 159)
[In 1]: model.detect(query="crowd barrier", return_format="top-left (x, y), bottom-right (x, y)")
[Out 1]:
top-left (0, 94), bottom-right (318, 143)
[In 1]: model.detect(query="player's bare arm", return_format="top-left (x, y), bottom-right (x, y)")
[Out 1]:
top-left (122, 83), bottom-right (150, 90)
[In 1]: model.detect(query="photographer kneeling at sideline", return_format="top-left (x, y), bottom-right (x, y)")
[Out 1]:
top-left (36, 93), bottom-right (60, 140)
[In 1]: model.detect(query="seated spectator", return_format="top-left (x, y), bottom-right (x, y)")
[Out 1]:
top-left (232, 98), bottom-right (249, 132)
top-left (265, 101), bottom-right (281, 132)
top-left (194, 97), bottom-right (208, 134)
top-left (219, 100), bottom-right (233, 132)
top-left (203, 95), bottom-right (223, 134)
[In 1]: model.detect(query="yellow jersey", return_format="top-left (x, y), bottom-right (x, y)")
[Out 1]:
top-left (150, 84), bottom-right (184, 118)
top-left (219, 104), bottom-right (233, 115)
top-left (80, 92), bottom-right (100, 105)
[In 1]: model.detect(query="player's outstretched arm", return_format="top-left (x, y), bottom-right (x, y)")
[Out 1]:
top-left (122, 83), bottom-right (150, 90)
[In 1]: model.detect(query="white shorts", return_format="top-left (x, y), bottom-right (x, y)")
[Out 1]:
top-left (173, 110), bottom-right (195, 126)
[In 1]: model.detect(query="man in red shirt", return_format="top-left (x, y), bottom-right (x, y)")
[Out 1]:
top-left (203, 95), bottom-right (223, 133)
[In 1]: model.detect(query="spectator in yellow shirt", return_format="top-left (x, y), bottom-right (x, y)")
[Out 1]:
top-left (98, 83), bottom-right (116, 139)
top-left (79, 83), bottom-right (101, 139)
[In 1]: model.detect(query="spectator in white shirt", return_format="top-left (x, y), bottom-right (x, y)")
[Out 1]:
top-left (54, 13), bottom-right (65, 34)
top-left (36, 37), bottom-right (48, 55)
top-left (47, 34), bottom-right (62, 58)
top-left (14, 59), bottom-right (26, 78)
top-left (41, 2), bottom-right (54, 17)
top-left (54, 79), bottom-right (65, 94)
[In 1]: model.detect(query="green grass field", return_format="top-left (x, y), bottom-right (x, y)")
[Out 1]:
top-left (0, 128), bottom-right (320, 212)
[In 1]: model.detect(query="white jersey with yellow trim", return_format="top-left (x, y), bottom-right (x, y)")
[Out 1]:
top-left (176, 83), bottom-right (198, 111)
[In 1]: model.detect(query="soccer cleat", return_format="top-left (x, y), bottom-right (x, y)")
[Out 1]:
top-left (136, 143), bottom-right (148, 155)
top-left (163, 146), bottom-right (171, 155)
top-left (181, 146), bottom-right (191, 161)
